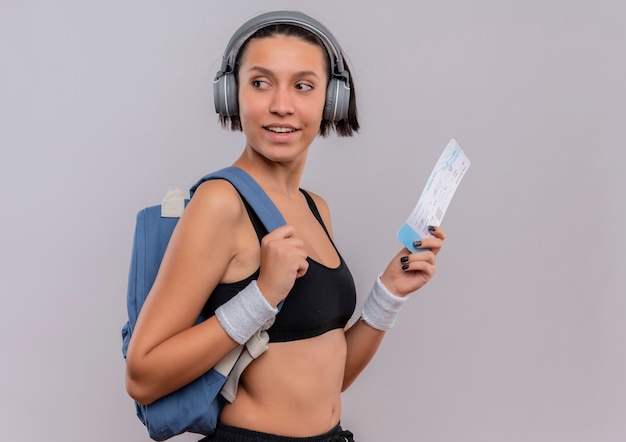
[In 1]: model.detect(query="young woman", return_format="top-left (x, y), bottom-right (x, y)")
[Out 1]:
top-left (125, 11), bottom-right (445, 442)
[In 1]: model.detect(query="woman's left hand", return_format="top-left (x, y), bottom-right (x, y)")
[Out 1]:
top-left (379, 226), bottom-right (446, 297)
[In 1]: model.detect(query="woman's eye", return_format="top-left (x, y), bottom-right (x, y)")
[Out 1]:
top-left (253, 80), bottom-right (269, 89)
top-left (296, 83), bottom-right (313, 92)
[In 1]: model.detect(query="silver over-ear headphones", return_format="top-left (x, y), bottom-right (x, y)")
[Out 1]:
top-left (213, 11), bottom-right (351, 121)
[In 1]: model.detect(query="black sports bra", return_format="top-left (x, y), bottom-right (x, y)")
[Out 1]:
top-left (201, 189), bottom-right (356, 342)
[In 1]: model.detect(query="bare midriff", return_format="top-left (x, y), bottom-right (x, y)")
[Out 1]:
top-left (219, 328), bottom-right (347, 437)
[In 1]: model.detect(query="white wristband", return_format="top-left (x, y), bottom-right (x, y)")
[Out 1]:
top-left (361, 276), bottom-right (408, 331)
top-left (215, 280), bottom-right (278, 345)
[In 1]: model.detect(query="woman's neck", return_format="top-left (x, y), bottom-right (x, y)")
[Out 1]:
top-left (233, 152), bottom-right (306, 199)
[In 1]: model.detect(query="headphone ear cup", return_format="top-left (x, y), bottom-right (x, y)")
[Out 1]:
top-left (324, 78), bottom-right (350, 122)
top-left (213, 73), bottom-right (239, 117)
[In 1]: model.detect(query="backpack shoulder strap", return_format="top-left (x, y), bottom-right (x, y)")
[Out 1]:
top-left (189, 166), bottom-right (286, 232)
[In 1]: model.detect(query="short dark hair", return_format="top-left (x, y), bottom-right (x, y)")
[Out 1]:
top-left (218, 23), bottom-right (359, 137)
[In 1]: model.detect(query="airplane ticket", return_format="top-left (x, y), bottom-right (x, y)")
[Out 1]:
top-left (397, 139), bottom-right (470, 252)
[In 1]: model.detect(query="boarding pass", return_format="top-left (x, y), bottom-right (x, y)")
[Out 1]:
top-left (397, 139), bottom-right (470, 252)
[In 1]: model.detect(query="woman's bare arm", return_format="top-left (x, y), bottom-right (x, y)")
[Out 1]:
top-left (125, 180), bottom-right (247, 405)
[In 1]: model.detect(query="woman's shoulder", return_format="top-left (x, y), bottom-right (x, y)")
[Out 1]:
top-left (300, 188), bottom-right (334, 233)
top-left (301, 189), bottom-right (330, 213)
top-left (184, 178), bottom-right (247, 226)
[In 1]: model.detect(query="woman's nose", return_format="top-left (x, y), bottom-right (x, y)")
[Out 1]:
top-left (269, 87), bottom-right (295, 116)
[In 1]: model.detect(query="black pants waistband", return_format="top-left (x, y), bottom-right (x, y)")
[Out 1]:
top-left (201, 422), bottom-right (354, 442)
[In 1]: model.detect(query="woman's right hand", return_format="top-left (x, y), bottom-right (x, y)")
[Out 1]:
top-left (256, 225), bottom-right (309, 306)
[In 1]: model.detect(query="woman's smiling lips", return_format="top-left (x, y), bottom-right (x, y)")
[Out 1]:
top-left (264, 125), bottom-right (298, 134)
top-left (263, 125), bottom-right (299, 142)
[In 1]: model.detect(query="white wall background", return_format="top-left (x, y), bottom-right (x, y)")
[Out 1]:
top-left (2, 1), bottom-right (625, 441)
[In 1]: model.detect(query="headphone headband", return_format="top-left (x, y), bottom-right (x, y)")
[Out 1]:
top-left (215, 11), bottom-right (348, 84)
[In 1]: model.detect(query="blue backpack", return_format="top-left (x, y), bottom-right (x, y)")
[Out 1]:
top-left (121, 166), bottom-right (285, 441)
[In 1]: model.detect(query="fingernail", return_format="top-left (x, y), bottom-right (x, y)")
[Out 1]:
top-left (401, 264), bottom-right (409, 270)
top-left (413, 240), bottom-right (422, 248)
top-left (400, 256), bottom-right (409, 263)
top-left (428, 226), bottom-right (436, 232)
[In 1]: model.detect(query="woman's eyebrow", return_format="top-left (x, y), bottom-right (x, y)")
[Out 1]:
top-left (246, 65), bottom-right (321, 79)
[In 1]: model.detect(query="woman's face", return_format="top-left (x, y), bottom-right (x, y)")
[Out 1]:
top-left (237, 35), bottom-right (328, 166)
